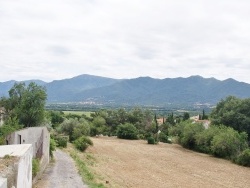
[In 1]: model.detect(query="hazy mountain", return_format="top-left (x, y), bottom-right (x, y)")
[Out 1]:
top-left (1, 75), bottom-right (250, 106)
top-left (46, 74), bottom-right (120, 102)
top-left (69, 75), bottom-right (250, 105)
top-left (0, 80), bottom-right (47, 97)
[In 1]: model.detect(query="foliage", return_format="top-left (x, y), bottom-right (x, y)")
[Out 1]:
top-left (50, 138), bottom-right (57, 157)
top-left (210, 96), bottom-right (250, 141)
top-left (202, 109), bottom-right (208, 120)
top-left (0, 82), bottom-right (47, 127)
top-left (60, 118), bottom-right (80, 142)
top-left (147, 137), bottom-right (156, 144)
top-left (90, 116), bottom-right (106, 136)
top-left (159, 132), bottom-right (171, 143)
top-left (0, 119), bottom-right (22, 145)
top-left (210, 127), bottom-right (248, 159)
top-left (32, 158), bottom-right (40, 178)
top-left (74, 136), bottom-right (93, 152)
top-left (236, 149), bottom-right (250, 167)
top-left (195, 125), bottom-right (221, 153)
top-left (180, 122), bottom-right (204, 149)
top-left (47, 110), bottom-right (64, 128)
top-left (64, 113), bottom-right (82, 120)
top-left (55, 136), bottom-right (68, 148)
top-left (183, 112), bottom-right (190, 121)
top-left (117, 123), bottom-right (138, 140)
top-left (72, 118), bottom-right (91, 140)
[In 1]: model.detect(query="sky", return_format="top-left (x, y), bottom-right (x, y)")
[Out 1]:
top-left (1, 0), bottom-right (250, 83)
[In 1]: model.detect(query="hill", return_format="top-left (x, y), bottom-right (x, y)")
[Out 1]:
top-left (69, 75), bottom-right (250, 105)
top-left (1, 74), bottom-right (250, 106)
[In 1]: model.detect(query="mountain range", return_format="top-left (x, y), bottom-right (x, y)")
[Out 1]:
top-left (1, 74), bottom-right (250, 106)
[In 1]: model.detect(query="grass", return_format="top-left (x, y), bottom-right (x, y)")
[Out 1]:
top-left (65, 144), bottom-right (105, 188)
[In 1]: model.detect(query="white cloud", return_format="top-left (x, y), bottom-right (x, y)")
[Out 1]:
top-left (0, 0), bottom-right (250, 83)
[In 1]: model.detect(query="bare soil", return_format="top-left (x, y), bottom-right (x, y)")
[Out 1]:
top-left (86, 137), bottom-right (250, 188)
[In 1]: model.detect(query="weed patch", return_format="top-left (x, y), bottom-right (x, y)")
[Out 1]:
top-left (70, 151), bottom-right (105, 188)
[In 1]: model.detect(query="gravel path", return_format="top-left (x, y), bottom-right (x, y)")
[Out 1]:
top-left (34, 149), bottom-right (88, 188)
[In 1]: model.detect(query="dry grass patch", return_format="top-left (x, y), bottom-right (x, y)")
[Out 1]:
top-left (85, 137), bottom-right (250, 188)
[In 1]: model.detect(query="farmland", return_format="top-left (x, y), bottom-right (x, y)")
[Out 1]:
top-left (84, 137), bottom-right (250, 188)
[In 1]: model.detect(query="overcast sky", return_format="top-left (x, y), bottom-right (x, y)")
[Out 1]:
top-left (1, 0), bottom-right (250, 83)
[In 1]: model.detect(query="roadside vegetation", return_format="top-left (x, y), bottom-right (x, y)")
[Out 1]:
top-left (64, 143), bottom-right (105, 188)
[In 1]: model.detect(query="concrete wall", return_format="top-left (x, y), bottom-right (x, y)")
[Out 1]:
top-left (6, 127), bottom-right (50, 182)
top-left (0, 144), bottom-right (33, 188)
top-left (0, 178), bottom-right (7, 188)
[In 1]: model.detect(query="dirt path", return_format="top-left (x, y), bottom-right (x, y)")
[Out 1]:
top-left (34, 149), bottom-right (88, 188)
top-left (87, 137), bottom-right (250, 188)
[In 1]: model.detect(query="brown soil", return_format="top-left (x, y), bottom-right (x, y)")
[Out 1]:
top-left (86, 137), bottom-right (250, 188)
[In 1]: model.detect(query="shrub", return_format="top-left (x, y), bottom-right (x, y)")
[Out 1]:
top-left (32, 158), bottom-right (40, 178)
top-left (55, 136), bottom-right (68, 148)
top-left (0, 121), bottom-right (22, 145)
top-left (195, 125), bottom-right (221, 153)
top-left (211, 127), bottom-right (248, 159)
top-left (147, 137), bottom-right (156, 144)
top-left (74, 136), bottom-right (93, 152)
top-left (236, 149), bottom-right (250, 167)
top-left (117, 123), bottom-right (138, 140)
top-left (180, 123), bottom-right (204, 149)
top-left (159, 132), bottom-right (171, 143)
top-left (50, 138), bottom-right (56, 157)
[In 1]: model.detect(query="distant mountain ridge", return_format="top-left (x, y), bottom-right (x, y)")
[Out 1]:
top-left (1, 74), bottom-right (250, 106)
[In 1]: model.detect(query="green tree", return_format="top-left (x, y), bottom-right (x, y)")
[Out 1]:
top-left (211, 126), bottom-right (248, 159)
top-left (48, 111), bottom-right (64, 128)
top-left (0, 82), bottom-right (47, 127)
top-left (183, 112), bottom-right (190, 121)
top-left (202, 109), bottom-right (208, 120)
top-left (195, 125), bottom-right (222, 153)
top-left (180, 122), bottom-right (205, 149)
top-left (211, 96), bottom-right (250, 142)
top-left (117, 123), bottom-right (138, 140)
top-left (60, 118), bottom-right (79, 142)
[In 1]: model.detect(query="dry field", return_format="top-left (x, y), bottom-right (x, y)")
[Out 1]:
top-left (86, 137), bottom-right (250, 188)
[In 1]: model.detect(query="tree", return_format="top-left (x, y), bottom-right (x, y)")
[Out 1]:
top-left (211, 127), bottom-right (248, 159)
top-left (183, 112), bottom-right (190, 121)
top-left (211, 96), bottom-right (250, 142)
top-left (0, 82), bottom-right (47, 127)
top-left (202, 109), bottom-right (208, 120)
top-left (117, 123), bottom-right (138, 140)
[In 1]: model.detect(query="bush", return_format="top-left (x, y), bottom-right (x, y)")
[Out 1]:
top-left (211, 127), bottom-right (248, 159)
top-left (236, 149), bottom-right (250, 166)
top-left (50, 138), bottom-right (56, 157)
top-left (159, 133), bottom-right (171, 143)
top-left (195, 125), bottom-right (221, 153)
top-left (32, 158), bottom-right (40, 178)
top-left (0, 121), bottom-right (22, 145)
top-left (55, 136), bottom-right (68, 148)
top-left (117, 123), bottom-right (138, 140)
top-left (74, 136), bottom-right (93, 152)
top-left (180, 123), bottom-right (204, 149)
top-left (147, 137), bottom-right (156, 144)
